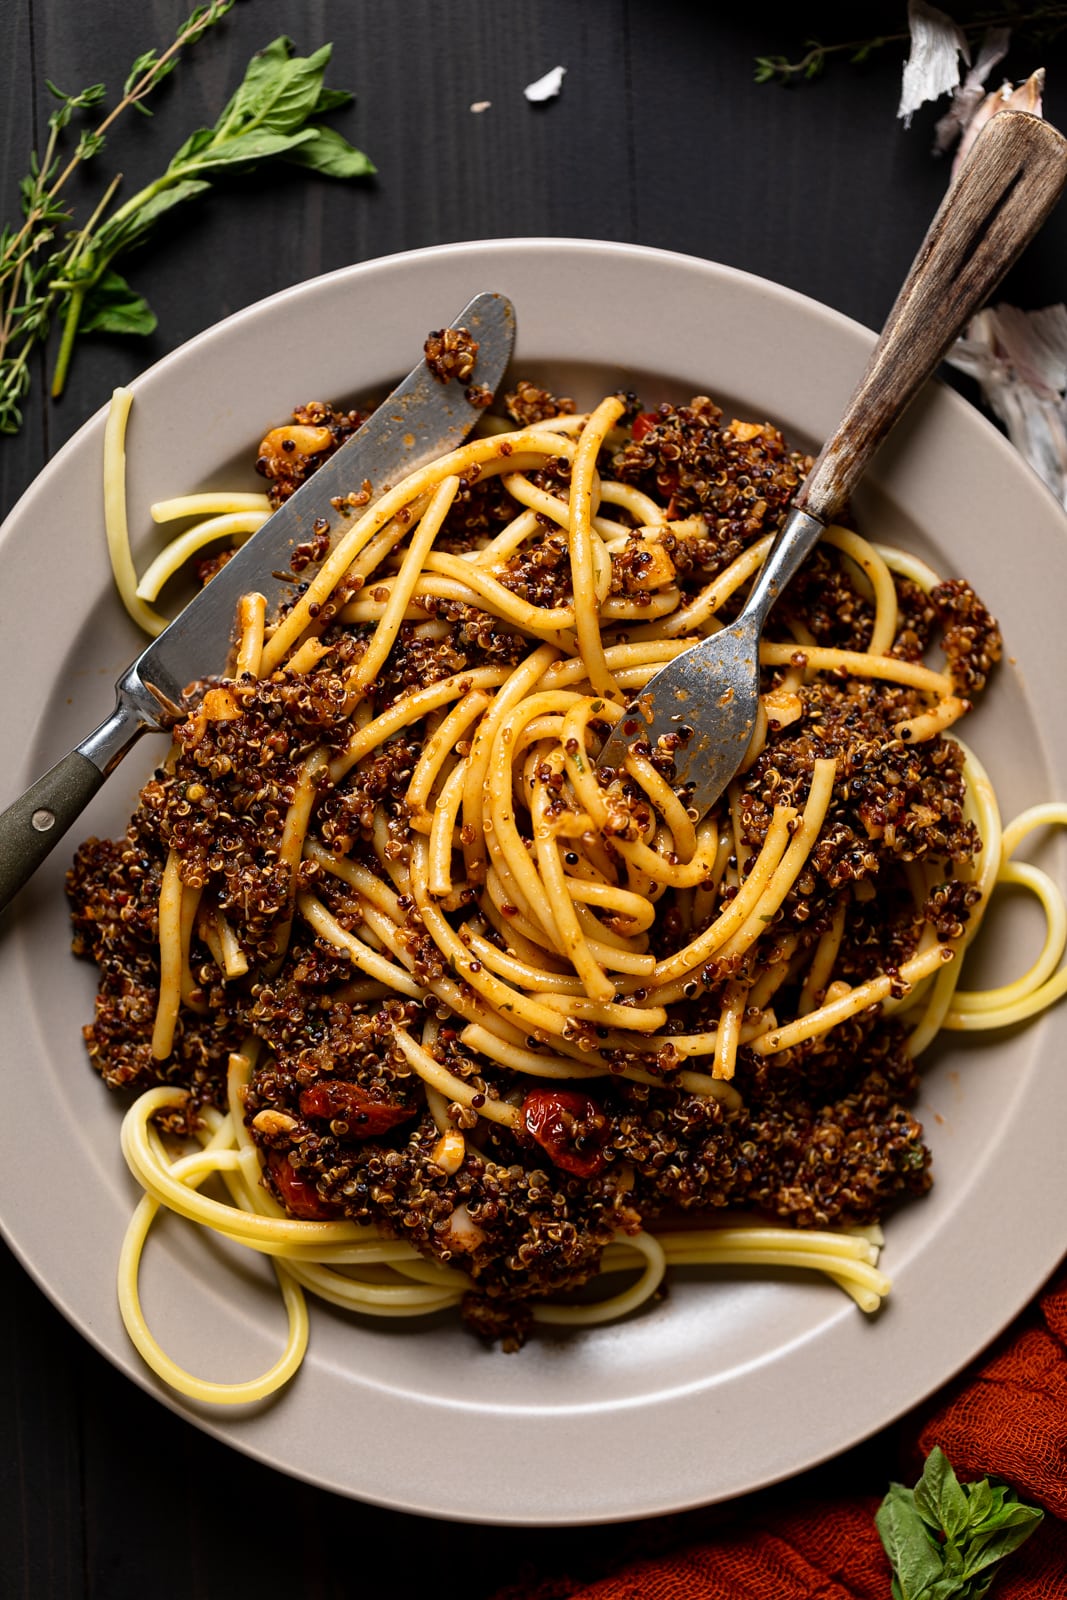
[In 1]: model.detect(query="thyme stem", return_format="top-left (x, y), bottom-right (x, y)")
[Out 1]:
top-left (50, 285), bottom-right (85, 399)
top-left (756, 5), bottom-right (1067, 85)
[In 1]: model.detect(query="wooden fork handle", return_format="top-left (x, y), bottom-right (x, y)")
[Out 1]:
top-left (796, 110), bottom-right (1067, 525)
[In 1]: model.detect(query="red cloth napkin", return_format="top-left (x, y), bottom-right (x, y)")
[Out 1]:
top-left (494, 1265), bottom-right (1067, 1599)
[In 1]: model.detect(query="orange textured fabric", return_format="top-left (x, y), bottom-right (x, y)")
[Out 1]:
top-left (494, 1264), bottom-right (1067, 1600)
top-left (913, 1276), bottom-right (1067, 1520)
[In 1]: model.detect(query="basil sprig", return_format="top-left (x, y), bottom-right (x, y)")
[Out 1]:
top-left (1, 19), bottom-right (373, 432)
top-left (49, 36), bottom-right (372, 398)
top-left (876, 1447), bottom-right (1043, 1599)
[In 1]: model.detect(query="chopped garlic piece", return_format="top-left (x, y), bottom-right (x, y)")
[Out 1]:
top-left (762, 688), bottom-right (804, 729)
top-left (432, 1130), bottom-right (466, 1176)
top-left (201, 687), bottom-right (241, 722)
top-left (633, 535), bottom-right (676, 588)
top-left (524, 66), bottom-right (566, 103)
top-left (442, 1202), bottom-right (484, 1253)
top-left (252, 1110), bottom-right (298, 1136)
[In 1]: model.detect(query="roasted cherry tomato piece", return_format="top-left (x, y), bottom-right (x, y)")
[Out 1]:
top-left (523, 1087), bottom-right (609, 1178)
top-left (266, 1151), bottom-right (335, 1220)
top-left (630, 410), bottom-right (659, 442)
top-left (299, 1080), bottom-right (415, 1136)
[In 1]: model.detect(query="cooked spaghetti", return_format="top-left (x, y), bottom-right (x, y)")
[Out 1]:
top-left (67, 369), bottom-right (1067, 1405)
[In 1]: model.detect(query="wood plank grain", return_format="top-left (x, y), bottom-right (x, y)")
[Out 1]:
top-left (0, 0), bottom-right (49, 514)
top-left (0, 1247), bottom-right (85, 1600)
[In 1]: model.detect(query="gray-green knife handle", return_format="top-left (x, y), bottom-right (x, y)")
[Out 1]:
top-left (0, 752), bottom-right (106, 911)
top-left (0, 698), bottom-right (149, 914)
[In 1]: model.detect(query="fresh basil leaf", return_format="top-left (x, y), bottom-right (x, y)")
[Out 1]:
top-left (931, 1579), bottom-right (981, 1600)
top-left (283, 125), bottom-right (376, 179)
top-left (876, 1487), bottom-right (945, 1599)
top-left (167, 125), bottom-right (217, 171)
top-left (78, 269), bottom-right (156, 335)
top-left (179, 127), bottom-right (318, 172)
top-left (981, 1499), bottom-right (1045, 1531)
top-left (984, 1483), bottom-right (1010, 1519)
top-left (923, 1579), bottom-right (969, 1600)
top-left (914, 1447), bottom-right (970, 1544)
top-left (213, 35), bottom-right (294, 130)
top-left (962, 1507), bottom-right (1044, 1574)
top-left (312, 86), bottom-right (352, 114)
top-left (257, 44), bottom-right (333, 133)
top-left (94, 178), bottom-right (211, 255)
top-left (215, 38), bottom-right (332, 138)
top-left (966, 1477), bottom-right (994, 1528)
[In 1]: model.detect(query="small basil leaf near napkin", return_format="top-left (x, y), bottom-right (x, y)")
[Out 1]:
top-left (876, 1446), bottom-right (1044, 1598)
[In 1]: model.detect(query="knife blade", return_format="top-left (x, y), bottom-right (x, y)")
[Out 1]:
top-left (0, 290), bottom-right (516, 912)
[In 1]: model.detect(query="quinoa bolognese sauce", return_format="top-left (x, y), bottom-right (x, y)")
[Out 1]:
top-left (68, 364), bottom-right (1013, 1391)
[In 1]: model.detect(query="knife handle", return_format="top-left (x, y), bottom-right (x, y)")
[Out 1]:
top-left (0, 752), bottom-right (105, 913)
top-left (0, 698), bottom-right (148, 915)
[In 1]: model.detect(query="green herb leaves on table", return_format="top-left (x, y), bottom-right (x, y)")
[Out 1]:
top-left (876, 1446), bottom-right (1043, 1599)
top-left (0, 3), bottom-right (373, 435)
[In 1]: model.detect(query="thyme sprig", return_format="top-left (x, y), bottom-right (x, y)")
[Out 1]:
top-left (0, 4), bottom-right (373, 435)
top-left (754, 4), bottom-right (1067, 85)
top-left (754, 33), bottom-right (906, 85)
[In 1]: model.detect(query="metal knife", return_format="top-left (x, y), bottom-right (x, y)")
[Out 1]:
top-left (0, 290), bottom-right (516, 912)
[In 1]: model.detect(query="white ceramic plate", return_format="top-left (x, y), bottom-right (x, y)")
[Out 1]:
top-left (2, 239), bottom-right (1066, 1525)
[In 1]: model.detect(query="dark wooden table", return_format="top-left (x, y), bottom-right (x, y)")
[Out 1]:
top-left (3, 4), bottom-right (1065, 1595)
